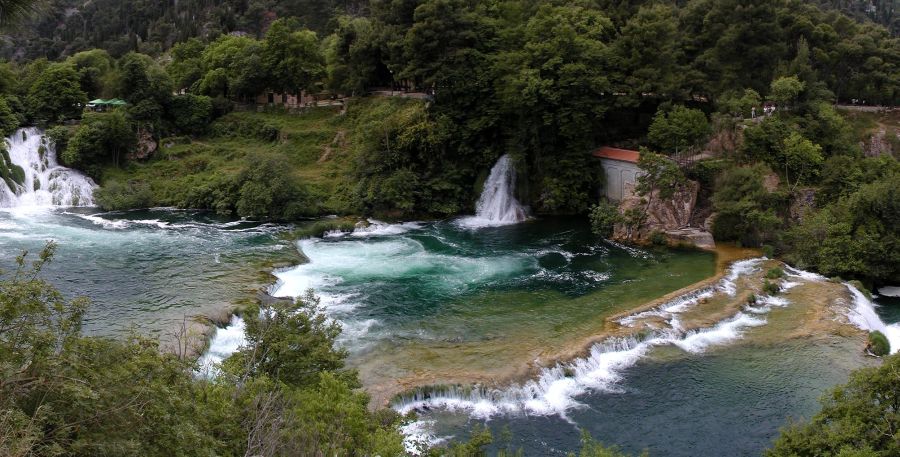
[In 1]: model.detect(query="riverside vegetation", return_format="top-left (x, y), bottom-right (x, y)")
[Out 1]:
top-left (0, 0), bottom-right (899, 455)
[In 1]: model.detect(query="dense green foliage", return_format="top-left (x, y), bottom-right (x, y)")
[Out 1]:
top-left (768, 353), bottom-right (900, 456)
top-left (785, 170), bottom-right (900, 282)
top-left (868, 331), bottom-right (891, 356)
top-left (712, 165), bottom-right (785, 247)
top-left (0, 244), bottom-right (406, 456)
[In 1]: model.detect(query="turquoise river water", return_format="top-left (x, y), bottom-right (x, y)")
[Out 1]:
top-left (2, 208), bottom-right (898, 456)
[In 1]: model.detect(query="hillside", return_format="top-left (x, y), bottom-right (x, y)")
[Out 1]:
top-left (1, 0), bottom-right (361, 60)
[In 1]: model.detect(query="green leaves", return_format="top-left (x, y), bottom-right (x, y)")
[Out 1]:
top-left (25, 63), bottom-right (86, 123)
top-left (647, 106), bottom-right (711, 155)
top-left (768, 353), bottom-right (900, 456)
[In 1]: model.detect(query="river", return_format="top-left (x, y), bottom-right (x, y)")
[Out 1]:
top-left (2, 131), bottom-right (899, 456)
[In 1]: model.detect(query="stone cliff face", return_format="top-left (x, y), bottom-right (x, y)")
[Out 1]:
top-left (613, 180), bottom-right (715, 249)
top-left (127, 128), bottom-right (157, 161)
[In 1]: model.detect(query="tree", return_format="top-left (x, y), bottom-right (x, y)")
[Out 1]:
top-left (589, 201), bottom-right (621, 238)
top-left (769, 75), bottom-right (805, 111)
top-left (0, 96), bottom-right (19, 136)
top-left (262, 19), bottom-right (326, 95)
top-left (768, 353), bottom-right (900, 456)
top-left (0, 0), bottom-right (40, 27)
top-left (62, 111), bottom-right (135, 175)
top-left (66, 49), bottom-right (115, 98)
top-left (198, 35), bottom-right (266, 100)
top-left (780, 131), bottom-right (823, 189)
top-left (1, 245), bottom-right (407, 456)
top-left (711, 165), bottom-right (783, 246)
top-left (25, 63), bottom-right (87, 123)
top-left (234, 153), bottom-right (312, 220)
top-left (612, 4), bottom-right (686, 102)
top-left (719, 88), bottom-right (761, 118)
top-left (226, 289), bottom-right (351, 389)
top-left (785, 172), bottom-right (900, 283)
top-left (167, 38), bottom-right (205, 91)
top-left (168, 94), bottom-right (213, 135)
top-left (647, 105), bottom-right (711, 155)
top-left (631, 150), bottom-right (687, 237)
top-left (116, 52), bottom-right (173, 124)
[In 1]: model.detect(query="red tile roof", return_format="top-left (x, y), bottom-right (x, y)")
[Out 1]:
top-left (592, 146), bottom-right (640, 163)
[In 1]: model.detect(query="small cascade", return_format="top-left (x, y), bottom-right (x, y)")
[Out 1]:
top-left (458, 154), bottom-right (527, 228)
top-left (0, 127), bottom-right (96, 208)
top-left (846, 284), bottom-right (900, 354)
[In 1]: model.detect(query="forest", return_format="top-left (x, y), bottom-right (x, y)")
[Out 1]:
top-left (1, 0), bottom-right (899, 455)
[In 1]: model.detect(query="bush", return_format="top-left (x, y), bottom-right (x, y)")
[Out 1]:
top-left (210, 115), bottom-right (279, 141)
top-left (649, 230), bottom-right (668, 246)
top-left (711, 165), bottom-right (783, 246)
top-left (589, 201), bottom-right (621, 238)
top-left (765, 267), bottom-right (785, 279)
top-left (868, 331), bottom-right (890, 356)
top-left (94, 180), bottom-right (155, 210)
top-left (232, 153), bottom-right (316, 220)
top-left (168, 93), bottom-right (213, 135)
top-left (763, 279), bottom-right (781, 296)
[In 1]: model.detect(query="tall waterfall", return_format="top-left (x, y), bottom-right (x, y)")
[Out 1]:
top-left (459, 154), bottom-right (527, 228)
top-left (0, 127), bottom-right (96, 208)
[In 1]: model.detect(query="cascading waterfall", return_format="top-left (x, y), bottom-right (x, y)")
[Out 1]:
top-left (459, 154), bottom-right (527, 227)
top-left (846, 284), bottom-right (900, 354)
top-left (0, 127), bottom-right (96, 207)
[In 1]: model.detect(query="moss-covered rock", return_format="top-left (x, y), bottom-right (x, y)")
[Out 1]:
top-left (868, 330), bottom-right (890, 356)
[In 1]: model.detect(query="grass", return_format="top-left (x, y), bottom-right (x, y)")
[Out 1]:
top-left (101, 97), bottom-right (428, 216)
top-left (101, 105), bottom-right (342, 213)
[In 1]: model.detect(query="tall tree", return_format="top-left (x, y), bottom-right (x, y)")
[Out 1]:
top-left (262, 18), bottom-right (326, 95)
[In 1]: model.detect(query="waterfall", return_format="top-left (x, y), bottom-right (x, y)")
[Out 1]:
top-left (846, 284), bottom-right (900, 354)
top-left (0, 127), bottom-right (96, 208)
top-left (458, 154), bottom-right (527, 228)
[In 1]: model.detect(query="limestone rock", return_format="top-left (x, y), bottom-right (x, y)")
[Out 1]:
top-left (790, 188), bottom-right (816, 224)
top-left (128, 128), bottom-right (157, 161)
top-left (611, 179), bottom-right (715, 249)
top-left (664, 228), bottom-right (716, 249)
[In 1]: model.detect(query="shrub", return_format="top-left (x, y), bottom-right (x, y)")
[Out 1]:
top-left (588, 201), bottom-right (621, 238)
top-left (168, 93), bottom-right (213, 135)
top-left (765, 267), bottom-right (785, 279)
top-left (649, 230), bottom-right (668, 246)
top-left (94, 180), bottom-right (155, 210)
top-left (763, 279), bottom-right (781, 296)
top-left (868, 331), bottom-right (890, 356)
top-left (210, 115), bottom-right (279, 141)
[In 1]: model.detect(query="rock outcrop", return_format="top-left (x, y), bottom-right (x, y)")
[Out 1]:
top-left (613, 179), bottom-right (716, 249)
top-left (128, 128), bottom-right (157, 161)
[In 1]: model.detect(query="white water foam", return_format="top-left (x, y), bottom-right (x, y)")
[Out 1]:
top-left (878, 286), bottom-right (900, 298)
top-left (352, 219), bottom-right (423, 237)
top-left (196, 315), bottom-right (247, 376)
top-left (845, 284), bottom-right (900, 354)
top-left (457, 154), bottom-right (527, 228)
top-left (393, 258), bottom-right (780, 422)
top-left (719, 258), bottom-right (764, 296)
top-left (0, 127), bottom-right (96, 208)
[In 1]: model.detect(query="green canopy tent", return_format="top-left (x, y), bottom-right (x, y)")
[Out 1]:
top-left (86, 98), bottom-right (127, 111)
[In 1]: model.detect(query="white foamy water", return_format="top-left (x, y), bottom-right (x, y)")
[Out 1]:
top-left (878, 286), bottom-right (900, 298)
top-left (845, 284), bottom-right (900, 354)
top-left (457, 154), bottom-right (527, 228)
top-left (393, 259), bottom-right (776, 422)
top-left (0, 127), bottom-right (96, 208)
top-left (196, 315), bottom-right (247, 376)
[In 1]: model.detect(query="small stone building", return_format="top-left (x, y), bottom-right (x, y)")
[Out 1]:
top-left (255, 91), bottom-right (317, 108)
top-left (593, 146), bottom-right (643, 201)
